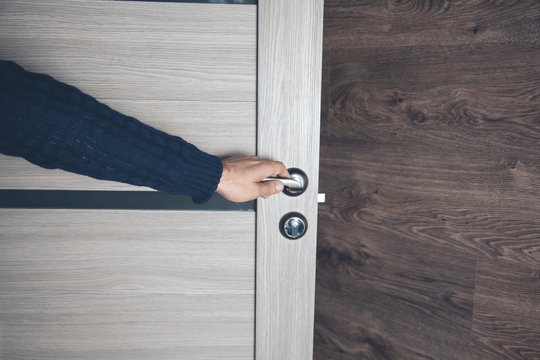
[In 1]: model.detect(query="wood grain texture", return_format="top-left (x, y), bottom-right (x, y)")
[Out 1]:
top-left (471, 257), bottom-right (540, 359)
top-left (324, 0), bottom-right (540, 49)
top-left (314, 215), bottom-right (476, 359)
top-left (325, 45), bottom-right (540, 268)
top-left (0, 0), bottom-right (256, 101)
top-left (0, 209), bottom-right (255, 359)
top-left (0, 0), bottom-right (255, 191)
top-left (256, 0), bottom-right (324, 359)
top-left (315, 0), bottom-right (540, 359)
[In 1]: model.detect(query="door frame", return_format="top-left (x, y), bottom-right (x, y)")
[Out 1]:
top-left (256, 1), bottom-right (324, 359)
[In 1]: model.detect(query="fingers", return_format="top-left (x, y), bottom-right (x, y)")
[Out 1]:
top-left (253, 161), bottom-right (289, 181)
top-left (254, 161), bottom-right (288, 198)
top-left (271, 161), bottom-right (290, 178)
top-left (258, 180), bottom-right (284, 199)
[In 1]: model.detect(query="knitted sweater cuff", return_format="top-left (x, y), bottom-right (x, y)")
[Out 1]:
top-left (175, 144), bottom-right (223, 204)
top-left (110, 115), bottom-right (224, 204)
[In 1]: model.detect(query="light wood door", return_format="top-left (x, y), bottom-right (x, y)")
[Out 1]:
top-left (257, 0), bottom-right (323, 358)
top-left (0, 1), bottom-right (323, 359)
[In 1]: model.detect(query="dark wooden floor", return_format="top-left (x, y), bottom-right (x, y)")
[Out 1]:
top-left (313, 1), bottom-right (540, 359)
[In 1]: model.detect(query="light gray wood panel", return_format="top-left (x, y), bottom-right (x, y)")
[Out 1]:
top-left (0, 0), bottom-right (256, 191)
top-left (256, 0), bottom-right (324, 359)
top-left (0, 294), bottom-right (253, 360)
top-left (0, 0), bottom-right (256, 102)
top-left (0, 100), bottom-right (255, 190)
top-left (0, 209), bottom-right (255, 359)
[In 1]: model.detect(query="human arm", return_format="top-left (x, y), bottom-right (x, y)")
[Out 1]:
top-left (0, 60), bottom-right (285, 203)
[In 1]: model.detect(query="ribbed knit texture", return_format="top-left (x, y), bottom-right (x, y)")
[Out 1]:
top-left (0, 60), bottom-right (223, 204)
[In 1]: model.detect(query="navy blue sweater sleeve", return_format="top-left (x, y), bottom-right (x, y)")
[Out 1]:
top-left (0, 60), bottom-right (223, 204)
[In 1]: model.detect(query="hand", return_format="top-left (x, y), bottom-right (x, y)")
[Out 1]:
top-left (216, 156), bottom-right (290, 202)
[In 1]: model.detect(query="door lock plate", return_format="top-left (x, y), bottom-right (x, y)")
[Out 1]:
top-left (279, 212), bottom-right (308, 240)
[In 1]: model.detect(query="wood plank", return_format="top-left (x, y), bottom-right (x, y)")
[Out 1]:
top-left (0, 209), bottom-right (255, 359)
top-left (324, 43), bottom-right (540, 269)
top-left (471, 256), bottom-right (540, 359)
top-left (0, 293), bottom-right (253, 360)
top-left (324, 0), bottom-right (540, 49)
top-left (0, 0), bottom-right (256, 191)
top-left (318, 140), bottom-right (540, 269)
top-left (0, 0), bottom-right (256, 101)
top-left (315, 1), bottom-right (540, 359)
top-left (256, 0), bottom-right (324, 359)
top-left (314, 217), bottom-right (476, 359)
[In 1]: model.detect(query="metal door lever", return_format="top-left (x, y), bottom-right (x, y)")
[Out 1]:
top-left (261, 168), bottom-right (308, 196)
top-left (261, 177), bottom-right (303, 189)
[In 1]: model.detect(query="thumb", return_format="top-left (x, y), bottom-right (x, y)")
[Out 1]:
top-left (258, 181), bottom-right (284, 198)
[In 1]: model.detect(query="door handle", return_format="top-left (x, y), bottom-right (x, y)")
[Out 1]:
top-left (261, 177), bottom-right (303, 189)
top-left (260, 168), bottom-right (308, 196)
